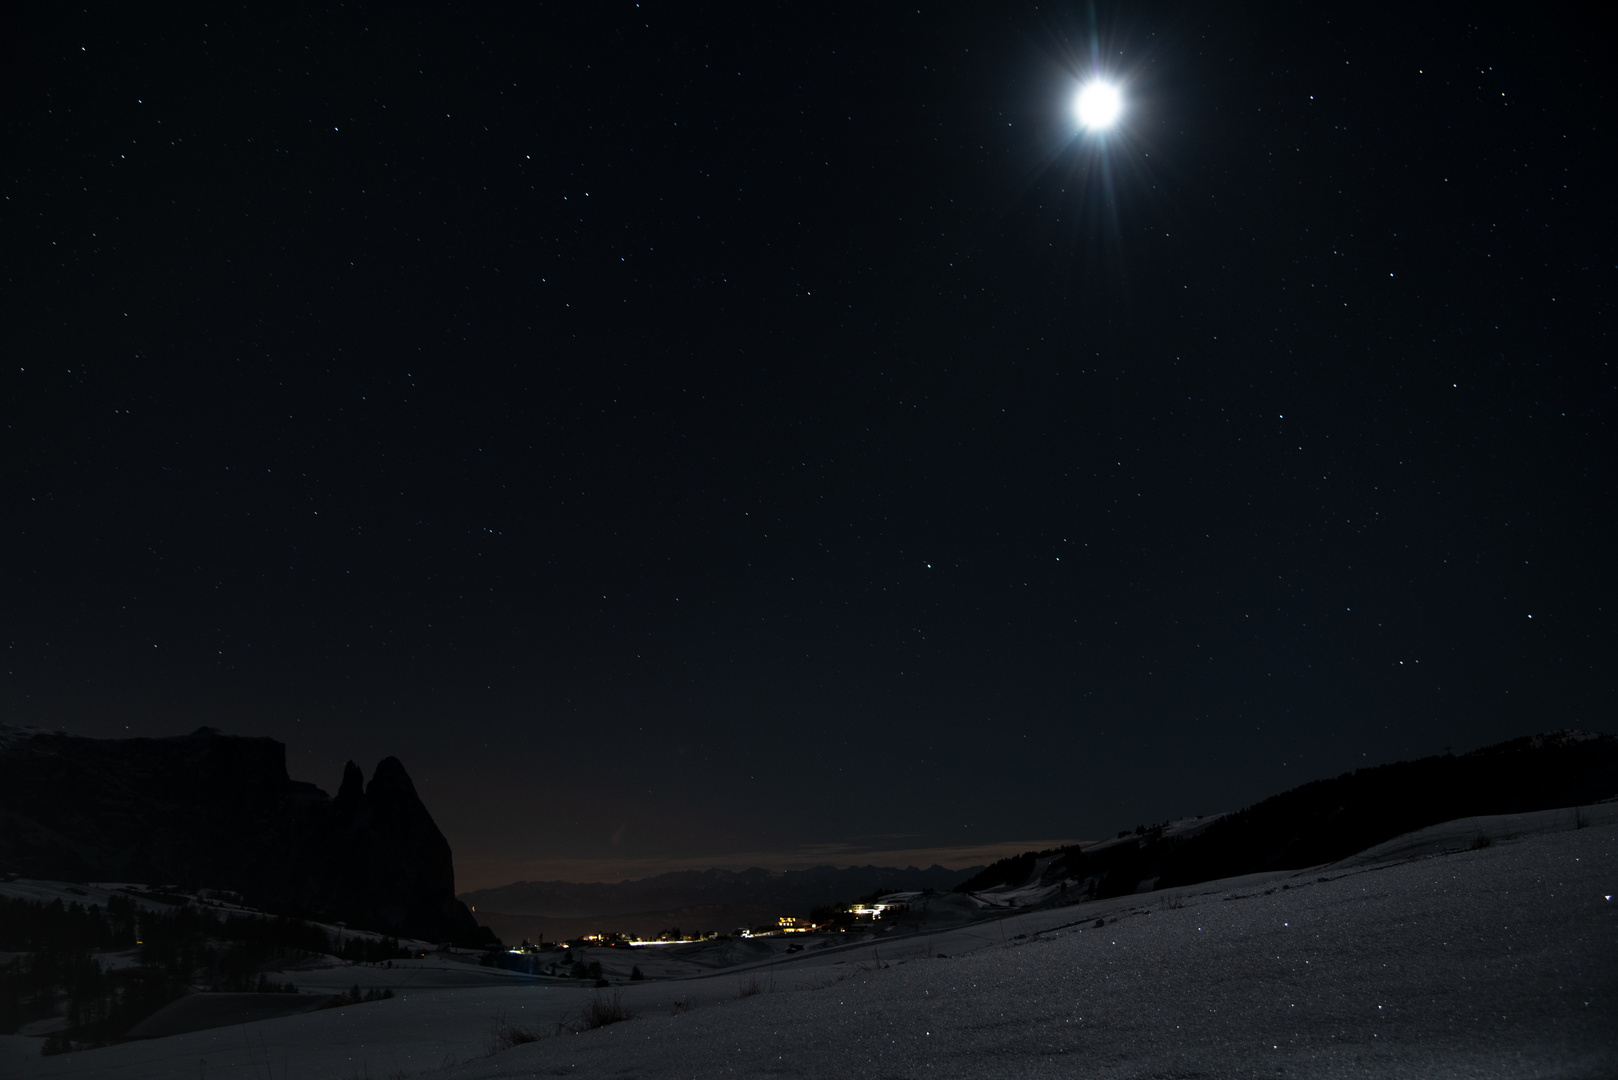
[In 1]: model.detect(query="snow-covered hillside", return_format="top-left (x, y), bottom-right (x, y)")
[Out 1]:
top-left (3, 807), bottom-right (1613, 1079)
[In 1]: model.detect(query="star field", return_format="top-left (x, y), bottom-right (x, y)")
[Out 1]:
top-left (1, 1), bottom-right (1611, 880)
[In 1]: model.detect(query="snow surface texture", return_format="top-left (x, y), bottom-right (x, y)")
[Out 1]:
top-left (4, 815), bottom-right (1614, 1079)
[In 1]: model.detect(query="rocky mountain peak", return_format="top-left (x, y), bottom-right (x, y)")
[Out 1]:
top-left (0, 728), bottom-right (484, 943)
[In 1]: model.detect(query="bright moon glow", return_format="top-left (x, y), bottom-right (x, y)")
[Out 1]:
top-left (1075, 81), bottom-right (1122, 129)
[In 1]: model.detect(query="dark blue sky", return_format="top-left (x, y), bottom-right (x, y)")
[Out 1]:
top-left (3, 1), bottom-right (1611, 885)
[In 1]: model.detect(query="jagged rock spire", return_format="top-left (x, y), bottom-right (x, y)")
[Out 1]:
top-left (336, 760), bottom-right (366, 804)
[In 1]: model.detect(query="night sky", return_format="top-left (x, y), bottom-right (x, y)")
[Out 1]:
top-left (4, 2), bottom-right (1612, 889)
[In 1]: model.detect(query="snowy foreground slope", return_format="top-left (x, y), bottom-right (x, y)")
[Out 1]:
top-left (5, 815), bottom-right (1614, 1079)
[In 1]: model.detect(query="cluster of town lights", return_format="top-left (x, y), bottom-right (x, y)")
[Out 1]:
top-left (508, 905), bottom-right (907, 953)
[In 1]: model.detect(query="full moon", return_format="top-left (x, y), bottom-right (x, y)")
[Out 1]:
top-left (1075, 81), bottom-right (1122, 129)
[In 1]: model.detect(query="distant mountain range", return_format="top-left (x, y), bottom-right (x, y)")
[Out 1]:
top-left (0, 725), bottom-right (487, 944)
top-left (462, 864), bottom-right (974, 918)
top-left (460, 864), bottom-right (978, 942)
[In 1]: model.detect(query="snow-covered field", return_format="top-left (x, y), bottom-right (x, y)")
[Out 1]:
top-left (4, 810), bottom-right (1614, 1078)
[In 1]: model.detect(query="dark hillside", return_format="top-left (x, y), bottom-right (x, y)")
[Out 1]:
top-left (953, 850), bottom-right (1049, 894)
top-left (1153, 730), bottom-right (1618, 887)
top-left (959, 731), bottom-right (1618, 902)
